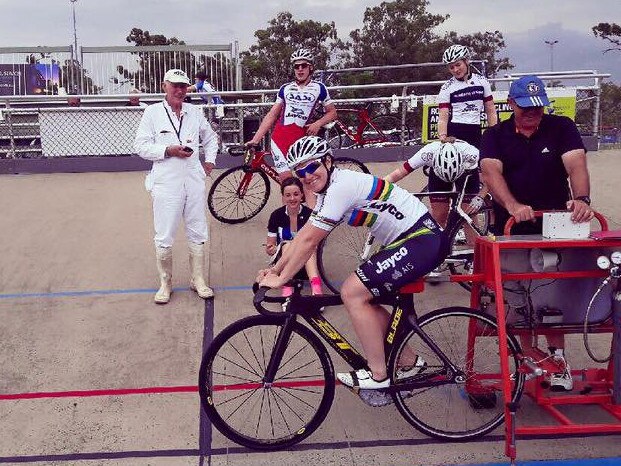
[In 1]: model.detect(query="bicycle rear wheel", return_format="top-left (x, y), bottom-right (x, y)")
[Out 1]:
top-left (389, 307), bottom-right (523, 441)
top-left (199, 315), bottom-right (335, 450)
top-left (317, 224), bottom-right (380, 294)
top-left (207, 166), bottom-right (271, 224)
top-left (361, 115), bottom-right (411, 146)
top-left (333, 156), bottom-right (370, 174)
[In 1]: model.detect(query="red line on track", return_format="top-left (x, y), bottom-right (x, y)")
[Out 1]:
top-left (0, 385), bottom-right (198, 400)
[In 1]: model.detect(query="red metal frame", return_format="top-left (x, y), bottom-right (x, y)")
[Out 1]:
top-left (468, 212), bottom-right (621, 461)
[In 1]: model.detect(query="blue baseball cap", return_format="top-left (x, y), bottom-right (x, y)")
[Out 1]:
top-left (508, 75), bottom-right (550, 107)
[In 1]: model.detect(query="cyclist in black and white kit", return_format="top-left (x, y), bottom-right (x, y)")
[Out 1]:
top-left (257, 136), bottom-right (446, 391)
top-left (432, 45), bottom-right (498, 236)
top-left (386, 140), bottom-right (488, 216)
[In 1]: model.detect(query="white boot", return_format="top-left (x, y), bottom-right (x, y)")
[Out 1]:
top-left (188, 242), bottom-right (214, 299)
top-left (154, 246), bottom-right (173, 304)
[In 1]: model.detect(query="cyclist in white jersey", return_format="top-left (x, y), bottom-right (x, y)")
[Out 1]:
top-left (432, 45), bottom-right (497, 237)
top-left (386, 140), bottom-right (487, 214)
top-left (247, 49), bottom-right (337, 181)
top-left (437, 45), bottom-right (497, 147)
top-left (258, 136), bottom-right (446, 391)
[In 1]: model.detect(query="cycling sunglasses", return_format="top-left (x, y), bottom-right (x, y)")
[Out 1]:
top-left (294, 159), bottom-right (323, 178)
top-left (293, 62), bottom-right (310, 70)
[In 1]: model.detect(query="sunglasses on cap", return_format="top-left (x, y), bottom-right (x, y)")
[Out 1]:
top-left (293, 62), bottom-right (310, 70)
top-left (294, 159), bottom-right (323, 178)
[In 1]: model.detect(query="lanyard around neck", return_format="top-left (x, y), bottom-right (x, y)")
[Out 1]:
top-left (163, 103), bottom-right (184, 144)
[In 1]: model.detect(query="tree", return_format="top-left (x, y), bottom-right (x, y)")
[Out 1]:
top-left (241, 12), bottom-right (343, 89)
top-left (592, 22), bottom-right (621, 53)
top-left (118, 28), bottom-right (194, 93)
top-left (443, 30), bottom-right (513, 78)
top-left (347, 0), bottom-right (448, 84)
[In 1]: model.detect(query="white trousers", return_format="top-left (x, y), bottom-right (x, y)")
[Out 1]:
top-left (151, 175), bottom-right (208, 248)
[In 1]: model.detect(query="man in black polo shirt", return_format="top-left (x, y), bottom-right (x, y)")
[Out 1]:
top-left (480, 75), bottom-right (595, 392)
top-left (480, 75), bottom-right (594, 236)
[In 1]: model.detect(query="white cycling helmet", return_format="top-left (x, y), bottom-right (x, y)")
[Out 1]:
top-left (286, 136), bottom-right (331, 169)
top-left (433, 142), bottom-right (465, 182)
top-left (442, 45), bottom-right (471, 64)
top-left (290, 48), bottom-right (314, 65)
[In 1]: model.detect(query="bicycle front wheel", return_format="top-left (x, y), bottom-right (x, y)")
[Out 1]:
top-left (333, 156), bottom-right (370, 174)
top-left (207, 166), bottom-right (270, 224)
top-left (362, 115), bottom-right (411, 146)
top-left (389, 307), bottom-right (523, 441)
top-left (317, 224), bottom-right (380, 294)
top-left (198, 315), bottom-right (335, 450)
top-left (446, 205), bottom-right (493, 290)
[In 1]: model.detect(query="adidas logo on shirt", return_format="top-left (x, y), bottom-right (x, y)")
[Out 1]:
top-left (541, 147), bottom-right (550, 154)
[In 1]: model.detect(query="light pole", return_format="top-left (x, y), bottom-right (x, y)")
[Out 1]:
top-left (69, 0), bottom-right (79, 92)
top-left (544, 39), bottom-right (558, 71)
top-left (70, 0), bottom-right (79, 59)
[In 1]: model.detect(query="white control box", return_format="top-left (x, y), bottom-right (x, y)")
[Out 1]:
top-left (542, 212), bottom-right (590, 239)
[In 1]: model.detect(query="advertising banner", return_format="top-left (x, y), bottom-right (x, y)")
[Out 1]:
top-left (0, 64), bottom-right (60, 96)
top-left (421, 88), bottom-right (577, 142)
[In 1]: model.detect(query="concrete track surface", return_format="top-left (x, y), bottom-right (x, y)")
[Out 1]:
top-left (1, 151), bottom-right (621, 465)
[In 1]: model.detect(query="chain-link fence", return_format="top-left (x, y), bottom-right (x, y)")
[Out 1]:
top-left (0, 103), bottom-right (242, 159)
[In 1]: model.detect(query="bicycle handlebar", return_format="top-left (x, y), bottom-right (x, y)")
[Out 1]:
top-left (503, 210), bottom-right (609, 236)
top-left (228, 145), bottom-right (248, 157)
top-left (253, 285), bottom-right (288, 317)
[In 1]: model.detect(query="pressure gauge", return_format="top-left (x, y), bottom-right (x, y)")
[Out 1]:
top-left (597, 255), bottom-right (611, 270)
top-left (611, 251), bottom-right (621, 265)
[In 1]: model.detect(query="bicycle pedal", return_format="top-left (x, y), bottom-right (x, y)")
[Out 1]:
top-left (358, 389), bottom-right (393, 407)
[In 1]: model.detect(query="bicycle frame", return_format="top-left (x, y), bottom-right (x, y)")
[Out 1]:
top-left (257, 288), bottom-right (464, 393)
top-left (244, 148), bottom-right (280, 184)
top-left (333, 107), bottom-right (398, 146)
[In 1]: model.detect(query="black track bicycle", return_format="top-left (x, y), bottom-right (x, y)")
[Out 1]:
top-left (198, 280), bottom-right (524, 450)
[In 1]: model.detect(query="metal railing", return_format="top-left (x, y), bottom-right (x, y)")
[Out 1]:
top-left (0, 70), bottom-right (610, 159)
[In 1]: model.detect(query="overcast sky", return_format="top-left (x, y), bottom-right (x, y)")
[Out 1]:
top-left (1, 0), bottom-right (619, 83)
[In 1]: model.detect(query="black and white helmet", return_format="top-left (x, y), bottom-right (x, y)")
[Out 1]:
top-left (290, 48), bottom-right (314, 65)
top-left (286, 136), bottom-right (330, 168)
top-left (433, 142), bottom-right (465, 182)
top-left (442, 45), bottom-right (471, 64)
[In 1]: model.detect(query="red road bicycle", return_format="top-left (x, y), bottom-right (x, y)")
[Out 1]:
top-left (207, 145), bottom-right (370, 224)
top-left (324, 104), bottom-right (412, 149)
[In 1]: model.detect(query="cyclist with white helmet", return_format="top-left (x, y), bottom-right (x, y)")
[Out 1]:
top-left (431, 45), bottom-right (497, 234)
top-left (258, 136), bottom-right (446, 393)
top-left (385, 140), bottom-right (488, 216)
top-left (246, 48), bottom-right (337, 201)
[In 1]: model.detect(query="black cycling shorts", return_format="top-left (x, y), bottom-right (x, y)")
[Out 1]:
top-left (428, 170), bottom-right (480, 203)
top-left (355, 213), bottom-right (444, 297)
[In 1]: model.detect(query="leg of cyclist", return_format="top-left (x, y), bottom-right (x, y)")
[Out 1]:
top-left (456, 171), bottom-right (483, 247)
top-left (337, 218), bottom-right (445, 389)
top-left (340, 274), bottom-right (391, 381)
top-left (304, 251), bottom-right (323, 295)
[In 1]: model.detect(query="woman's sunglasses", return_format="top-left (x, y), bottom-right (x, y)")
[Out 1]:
top-left (294, 159), bottom-right (323, 178)
top-left (293, 63), bottom-right (310, 70)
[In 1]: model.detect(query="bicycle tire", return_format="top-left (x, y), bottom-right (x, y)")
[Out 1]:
top-left (333, 156), bottom-right (370, 174)
top-left (445, 205), bottom-right (493, 291)
top-left (317, 224), bottom-right (380, 294)
top-left (207, 166), bottom-right (271, 224)
top-left (388, 306), bottom-right (524, 441)
top-left (325, 125), bottom-right (343, 150)
top-left (361, 114), bottom-right (411, 147)
top-left (198, 315), bottom-right (336, 450)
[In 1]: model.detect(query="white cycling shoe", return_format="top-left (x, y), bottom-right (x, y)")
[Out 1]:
top-left (337, 369), bottom-right (389, 390)
top-left (337, 357), bottom-right (427, 390)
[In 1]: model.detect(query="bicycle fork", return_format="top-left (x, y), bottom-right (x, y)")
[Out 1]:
top-left (262, 315), bottom-right (297, 386)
